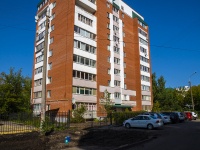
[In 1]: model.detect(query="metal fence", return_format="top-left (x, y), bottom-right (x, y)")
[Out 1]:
top-left (0, 111), bottom-right (139, 135)
top-left (0, 111), bottom-right (70, 135)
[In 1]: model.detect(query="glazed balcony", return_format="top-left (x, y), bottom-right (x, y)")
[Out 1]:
top-left (76, 0), bottom-right (96, 13)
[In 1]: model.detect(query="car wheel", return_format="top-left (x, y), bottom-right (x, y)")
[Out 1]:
top-left (147, 124), bottom-right (153, 130)
top-left (125, 123), bottom-right (131, 129)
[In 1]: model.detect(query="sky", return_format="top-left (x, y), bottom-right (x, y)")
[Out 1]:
top-left (0, 0), bottom-right (200, 88)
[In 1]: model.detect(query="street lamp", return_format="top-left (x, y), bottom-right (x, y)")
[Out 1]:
top-left (189, 72), bottom-right (197, 111)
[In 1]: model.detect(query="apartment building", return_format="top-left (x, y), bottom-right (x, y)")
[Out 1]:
top-left (32, 0), bottom-right (152, 117)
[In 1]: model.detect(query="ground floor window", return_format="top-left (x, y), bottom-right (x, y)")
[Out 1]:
top-left (76, 102), bottom-right (96, 111)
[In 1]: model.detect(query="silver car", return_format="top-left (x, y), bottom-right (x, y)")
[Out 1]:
top-left (159, 113), bottom-right (171, 124)
top-left (123, 115), bottom-right (164, 130)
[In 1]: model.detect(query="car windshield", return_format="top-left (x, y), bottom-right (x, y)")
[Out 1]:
top-left (150, 116), bottom-right (156, 119)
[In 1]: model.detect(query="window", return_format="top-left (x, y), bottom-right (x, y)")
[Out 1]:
top-left (34, 79), bottom-right (42, 86)
top-left (138, 20), bottom-right (147, 29)
top-left (36, 42), bottom-right (44, 52)
top-left (123, 52), bottom-right (126, 57)
top-left (48, 63), bottom-right (52, 70)
top-left (107, 34), bottom-right (110, 40)
top-left (124, 62), bottom-right (126, 68)
top-left (33, 104), bottom-right (41, 111)
top-left (51, 25), bottom-right (54, 31)
top-left (114, 57), bottom-right (120, 64)
top-left (36, 31), bottom-right (45, 41)
top-left (107, 23), bottom-right (110, 29)
top-left (52, 13), bottom-right (55, 20)
top-left (113, 15), bottom-right (119, 23)
top-left (48, 77), bottom-right (52, 83)
top-left (73, 70), bottom-right (96, 81)
top-left (107, 57), bottom-right (110, 62)
top-left (124, 73), bottom-right (126, 78)
top-left (121, 6), bottom-right (124, 11)
top-left (73, 86), bottom-right (96, 95)
top-left (141, 85), bottom-right (150, 91)
top-left (36, 55), bottom-right (43, 63)
top-left (49, 50), bottom-right (53, 57)
top-left (108, 68), bottom-right (110, 74)
top-left (78, 14), bottom-right (93, 26)
top-left (140, 46), bottom-right (147, 53)
top-left (140, 56), bottom-right (149, 63)
top-left (38, 21), bottom-right (45, 30)
top-left (113, 25), bottom-right (119, 31)
top-left (124, 84), bottom-right (127, 89)
top-left (35, 66), bottom-right (43, 74)
top-left (50, 37), bottom-right (54, 44)
top-left (108, 80), bottom-right (111, 86)
top-left (88, 0), bottom-right (96, 4)
top-left (123, 32), bottom-right (125, 37)
top-left (114, 46), bottom-right (119, 53)
top-left (139, 38), bottom-right (148, 46)
top-left (123, 42), bottom-right (125, 47)
top-left (53, 2), bottom-right (56, 8)
top-left (140, 65), bottom-right (150, 72)
top-left (114, 69), bottom-right (120, 75)
top-left (138, 28), bottom-right (147, 37)
top-left (107, 3), bottom-right (110, 8)
top-left (34, 91), bottom-right (42, 98)
top-left (113, 7), bottom-right (118, 13)
top-left (73, 55), bottom-right (95, 66)
top-left (47, 90), bottom-right (51, 98)
top-left (124, 95), bottom-right (127, 100)
top-left (74, 26), bottom-right (96, 40)
top-left (122, 13), bottom-right (124, 18)
top-left (122, 22), bottom-right (124, 27)
top-left (141, 75), bottom-right (150, 82)
top-left (114, 92), bottom-right (121, 98)
top-left (107, 12), bottom-right (110, 18)
top-left (113, 36), bottom-right (119, 42)
top-left (107, 45), bottom-right (110, 51)
top-left (74, 40), bottom-right (96, 54)
top-left (142, 95), bottom-right (151, 101)
top-left (114, 80), bottom-right (121, 86)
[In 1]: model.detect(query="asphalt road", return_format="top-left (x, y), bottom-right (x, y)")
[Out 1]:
top-left (128, 120), bottom-right (200, 150)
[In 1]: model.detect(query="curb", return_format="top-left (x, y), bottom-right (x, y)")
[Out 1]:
top-left (111, 136), bottom-right (157, 150)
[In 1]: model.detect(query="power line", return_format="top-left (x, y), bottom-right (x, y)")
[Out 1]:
top-left (1, 23), bottom-right (200, 52)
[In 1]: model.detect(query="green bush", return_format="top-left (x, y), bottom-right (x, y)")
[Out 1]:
top-left (112, 111), bottom-right (145, 125)
top-left (70, 105), bottom-right (86, 123)
top-left (41, 117), bottom-right (54, 133)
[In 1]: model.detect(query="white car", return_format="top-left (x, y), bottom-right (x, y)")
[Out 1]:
top-left (192, 112), bottom-right (198, 120)
top-left (159, 113), bottom-right (171, 124)
top-left (123, 115), bottom-right (164, 130)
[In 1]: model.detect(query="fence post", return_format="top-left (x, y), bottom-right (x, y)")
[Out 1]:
top-left (110, 112), bottom-right (112, 125)
top-left (67, 110), bottom-right (70, 128)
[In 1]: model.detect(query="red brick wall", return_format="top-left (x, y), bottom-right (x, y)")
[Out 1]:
top-left (96, 0), bottom-right (112, 113)
top-left (46, 0), bottom-right (75, 111)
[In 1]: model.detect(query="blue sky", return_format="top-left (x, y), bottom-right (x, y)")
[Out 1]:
top-left (0, 0), bottom-right (200, 88)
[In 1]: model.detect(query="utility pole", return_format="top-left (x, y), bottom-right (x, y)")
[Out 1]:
top-left (40, 8), bottom-right (50, 130)
top-left (189, 72), bottom-right (197, 111)
top-left (189, 81), bottom-right (194, 111)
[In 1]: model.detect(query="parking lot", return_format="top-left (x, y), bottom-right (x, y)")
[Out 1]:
top-left (127, 119), bottom-right (200, 150)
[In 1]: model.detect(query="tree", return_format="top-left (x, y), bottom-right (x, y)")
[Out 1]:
top-left (152, 101), bottom-right (161, 112)
top-left (0, 68), bottom-right (32, 113)
top-left (71, 105), bottom-right (86, 123)
top-left (100, 89), bottom-right (113, 113)
top-left (152, 73), bottom-right (158, 102)
top-left (157, 75), bottom-right (166, 103)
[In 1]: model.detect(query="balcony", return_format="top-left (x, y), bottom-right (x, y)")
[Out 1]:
top-left (75, 0), bottom-right (96, 13)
